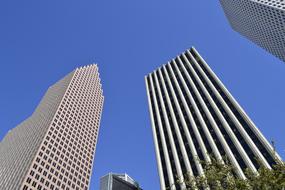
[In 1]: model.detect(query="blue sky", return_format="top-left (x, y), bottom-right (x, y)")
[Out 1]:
top-left (0, 1), bottom-right (284, 189)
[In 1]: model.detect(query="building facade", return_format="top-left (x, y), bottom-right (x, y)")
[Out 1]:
top-left (100, 173), bottom-right (142, 190)
top-left (145, 47), bottom-right (282, 190)
top-left (219, 0), bottom-right (285, 62)
top-left (0, 64), bottom-right (104, 190)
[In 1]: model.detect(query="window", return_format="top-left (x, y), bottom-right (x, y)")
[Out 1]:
top-left (30, 170), bottom-right (35, 176)
top-left (37, 185), bottom-right (42, 190)
top-left (32, 181), bottom-right (37, 187)
top-left (26, 177), bottom-right (32, 184)
top-left (33, 164), bottom-right (38, 169)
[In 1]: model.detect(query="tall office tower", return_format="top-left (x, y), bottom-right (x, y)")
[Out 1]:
top-left (219, 0), bottom-right (285, 62)
top-left (0, 64), bottom-right (104, 190)
top-left (100, 173), bottom-right (142, 190)
top-left (145, 47), bottom-right (282, 190)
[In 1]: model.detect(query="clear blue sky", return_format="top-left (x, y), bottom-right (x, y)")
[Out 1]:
top-left (0, 1), bottom-right (284, 189)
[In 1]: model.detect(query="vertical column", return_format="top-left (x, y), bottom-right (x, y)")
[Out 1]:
top-left (145, 76), bottom-right (166, 190)
top-left (149, 74), bottom-right (176, 190)
top-left (174, 57), bottom-right (223, 162)
top-left (191, 47), bottom-right (282, 163)
top-left (168, 61), bottom-right (210, 163)
top-left (157, 68), bottom-right (193, 177)
top-left (187, 49), bottom-right (271, 169)
top-left (153, 71), bottom-right (186, 189)
top-left (162, 65), bottom-right (205, 177)
top-left (183, 52), bottom-right (257, 173)
top-left (179, 54), bottom-right (246, 179)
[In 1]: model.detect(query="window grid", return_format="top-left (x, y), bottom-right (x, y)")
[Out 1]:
top-left (21, 65), bottom-right (104, 190)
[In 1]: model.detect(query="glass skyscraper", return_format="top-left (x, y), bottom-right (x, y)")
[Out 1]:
top-left (100, 173), bottom-right (142, 190)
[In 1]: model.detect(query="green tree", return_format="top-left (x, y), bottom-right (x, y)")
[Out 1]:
top-left (167, 156), bottom-right (285, 190)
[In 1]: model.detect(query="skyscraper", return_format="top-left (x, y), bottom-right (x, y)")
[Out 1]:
top-left (0, 64), bottom-right (104, 190)
top-left (145, 47), bottom-right (282, 190)
top-left (219, 0), bottom-right (285, 62)
top-left (100, 173), bottom-right (142, 190)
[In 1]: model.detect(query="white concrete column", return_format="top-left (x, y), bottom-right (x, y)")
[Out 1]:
top-left (178, 54), bottom-right (246, 179)
top-left (145, 76), bottom-right (166, 190)
top-left (191, 47), bottom-right (283, 163)
top-left (174, 57), bottom-right (224, 162)
top-left (162, 65), bottom-right (205, 177)
top-left (167, 61), bottom-right (210, 163)
top-left (153, 71), bottom-right (186, 189)
top-left (149, 74), bottom-right (176, 190)
top-left (157, 69), bottom-right (194, 177)
top-left (183, 52), bottom-right (257, 173)
top-left (187, 49), bottom-right (271, 169)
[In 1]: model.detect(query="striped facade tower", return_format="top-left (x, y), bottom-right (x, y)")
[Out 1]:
top-left (0, 64), bottom-right (104, 190)
top-left (145, 47), bottom-right (282, 190)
